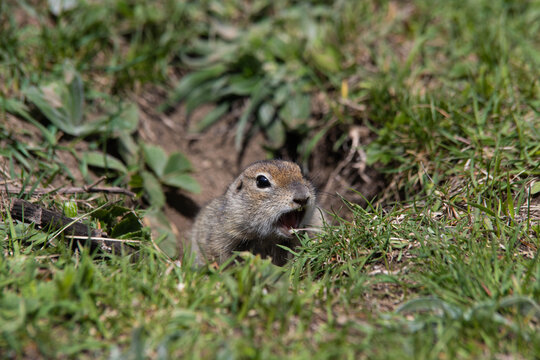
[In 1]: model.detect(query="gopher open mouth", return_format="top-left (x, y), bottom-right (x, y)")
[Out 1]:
top-left (277, 207), bottom-right (306, 236)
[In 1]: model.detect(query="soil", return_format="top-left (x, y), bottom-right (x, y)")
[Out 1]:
top-left (134, 86), bottom-right (387, 254)
top-left (1, 85), bottom-right (386, 258)
top-left (1, 79), bottom-right (386, 257)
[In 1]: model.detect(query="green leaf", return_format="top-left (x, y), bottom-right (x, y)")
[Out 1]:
top-left (1, 97), bottom-right (57, 145)
top-left (93, 205), bottom-right (130, 221)
top-left (62, 200), bottom-right (78, 218)
top-left (109, 102), bottom-right (139, 135)
top-left (279, 93), bottom-right (310, 130)
top-left (23, 65), bottom-right (137, 138)
top-left (396, 297), bottom-right (461, 319)
top-left (65, 65), bottom-right (84, 127)
top-left (24, 81), bottom-right (100, 137)
top-left (483, 216), bottom-right (494, 231)
top-left (118, 133), bottom-right (139, 166)
top-left (366, 143), bottom-right (393, 165)
top-left (223, 75), bottom-right (259, 96)
top-left (189, 103), bottom-right (229, 133)
top-left (301, 126), bottom-right (328, 162)
top-left (273, 85), bottom-right (291, 106)
top-left (235, 80), bottom-right (272, 149)
top-left (180, 41), bottom-right (238, 68)
top-left (161, 173), bottom-right (201, 193)
top-left (128, 173), bottom-right (143, 190)
top-left (161, 64), bottom-right (227, 111)
top-left (265, 120), bottom-right (286, 148)
top-left (467, 202), bottom-right (497, 217)
top-left (24, 85), bottom-right (74, 134)
top-left (266, 36), bottom-right (297, 61)
top-left (306, 23), bottom-right (342, 73)
top-left (531, 182), bottom-right (540, 195)
top-left (310, 45), bottom-right (341, 73)
top-left (84, 151), bottom-right (127, 173)
top-left (141, 171), bottom-right (165, 208)
top-left (111, 213), bottom-right (143, 238)
top-left (498, 296), bottom-right (540, 317)
top-left (184, 77), bottom-right (228, 116)
top-left (505, 176), bottom-right (515, 220)
top-left (141, 143), bottom-right (168, 178)
top-left (0, 293), bottom-right (25, 332)
top-left (258, 103), bottom-right (276, 127)
top-left (163, 152), bottom-right (192, 175)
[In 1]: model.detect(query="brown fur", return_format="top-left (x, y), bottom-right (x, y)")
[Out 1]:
top-left (189, 160), bottom-right (321, 266)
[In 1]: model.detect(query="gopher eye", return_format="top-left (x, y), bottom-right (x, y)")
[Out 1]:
top-left (256, 175), bottom-right (271, 188)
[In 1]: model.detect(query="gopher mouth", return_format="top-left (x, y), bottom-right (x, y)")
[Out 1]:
top-left (277, 207), bottom-right (306, 236)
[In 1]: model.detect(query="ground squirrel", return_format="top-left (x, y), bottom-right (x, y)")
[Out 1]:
top-left (190, 160), bottom-right (322, 266)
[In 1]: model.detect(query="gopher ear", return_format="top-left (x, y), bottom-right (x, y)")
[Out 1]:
top-left (235, 180), bottom-right (243, 192)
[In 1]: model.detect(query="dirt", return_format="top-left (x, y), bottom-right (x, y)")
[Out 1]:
top-left (1, 81), bottom-right (386, 256)
top-left (134, 86), bottom-right (386, 254)
top-left (135, 87), bottom-right (267, 249)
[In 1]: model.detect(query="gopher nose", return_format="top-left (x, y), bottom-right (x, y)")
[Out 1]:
top-left (291, 182), bottom-right (310, 206)
top-left (294, 196), bottom-right (309, 206)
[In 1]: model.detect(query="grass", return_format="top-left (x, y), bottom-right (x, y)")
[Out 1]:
top-left (1, 0), bottom-right (539, 358)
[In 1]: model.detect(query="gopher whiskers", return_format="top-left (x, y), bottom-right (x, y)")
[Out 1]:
top-left (289, 227), bottom-right (323, 234)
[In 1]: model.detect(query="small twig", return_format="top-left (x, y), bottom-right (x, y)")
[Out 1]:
top-left (290, 227), bottom-right (324, 234)
top-left (323, 126), bottom-right (361, 195)
top-left (85, 176), bottom-right (107, 190)
top-left (59, 186), bottom-right (135, 197)
top-left (35, 254), bottom-right (61, 260)
top-left (1, 184), bottom-right (135, 197)
top-left (337, 98), bottom-right (367, 112)
top-left (65, 235), bottom-right (141, 244)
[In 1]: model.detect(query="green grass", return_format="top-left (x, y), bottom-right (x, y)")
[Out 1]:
top-left (1, 0), bottom-right (539, 358)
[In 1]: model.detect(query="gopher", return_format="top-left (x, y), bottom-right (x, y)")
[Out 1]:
top-left (190, 160), bottom-right (322, 266)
